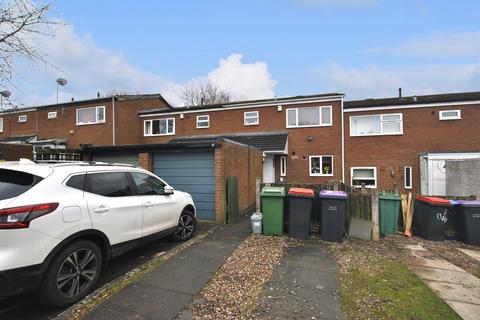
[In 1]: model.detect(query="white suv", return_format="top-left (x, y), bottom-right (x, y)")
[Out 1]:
top-left (0, 160), bottom-right (196, 306)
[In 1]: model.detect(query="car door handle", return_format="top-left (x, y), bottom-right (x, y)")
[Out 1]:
top-left (93, 206), bottom-right (110, 214)
top-left (143, 202), bottom-right (154, 208)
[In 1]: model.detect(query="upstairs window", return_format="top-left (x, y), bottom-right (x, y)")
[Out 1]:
top-left (47, 111), bottom-right (57, 119)
top-left (309, 155), bottom-right (333, 176)
top-left (350, 113), bottom-right (402, 136)
top-left (196, 115), bottom-right (210, 128)
top-left (244, 111), bottom-right (259, 126)
top-left (287, 106), bottom-right (332, 128)
top-left (76, 106), bottom-right (105, 125)
top-left (439, 110), bottom-right (461, 120)
top-left (144, 118), bottom-right (175, 136)
top-left (18, 115), bottom-right (27, 123)
top-left (351, 167), bottom-right (377, 188)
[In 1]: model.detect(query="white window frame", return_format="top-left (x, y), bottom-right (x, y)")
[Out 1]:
top-left (349, 113), bottom-right (403, 137)
top-left (144, 118), bottom-right (176, 136)
top-left (18, 115), bottom-right (27, 123)
top-left (47, 111), bottom-right (57, 119)
top-left (351, 167), bottom-right (377, 188)
top-left (286, 106), bottom-right (332, 128)
top-left (404, 166), bottom-right (413, 189)
top-left (196, 115), bottom-right (210, 129)
top-left (309, 155), bottom-right (334, 177)
top-left (439, 110), bottom-right (461, 120)
top-left (280, 156), bottom-right (287, 177)
top-left (0, 117), bottom-right (3, 132)
top-left (244, 111), bottom-right (259, 126)
top-left (76, 106), bottom-right (105, 125)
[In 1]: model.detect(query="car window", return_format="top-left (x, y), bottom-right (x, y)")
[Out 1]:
top-left (85, 172), bottom-right (133, 197)
top-left (131, 172), bottom-right (165, 196)
top-left (0, 169), bottom-right (42, 200)
top-left (66, 174), bottom-right (86, 191)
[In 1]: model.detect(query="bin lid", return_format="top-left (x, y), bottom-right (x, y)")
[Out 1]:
top-left (288, 187), bottom-right (315, 198)
top-left (415, 196), bottom-right (451, 206)
top-left (379, 193), bottom-right (401, 200)
top-left (261, 186), bottom-right (286, 197)
top-left (455, 200), bottom-right (480, 207)
top-left (319, 190), bottom-right (347, 199)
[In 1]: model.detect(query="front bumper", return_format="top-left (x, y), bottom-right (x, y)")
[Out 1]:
top-left (0, 264), bottom-right (43, 298)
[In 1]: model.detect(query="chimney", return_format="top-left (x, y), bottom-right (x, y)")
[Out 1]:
top-left (398, 88), bottom-right (402, 98)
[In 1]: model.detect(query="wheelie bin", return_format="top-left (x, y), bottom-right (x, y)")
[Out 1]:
top-left (413, 196), bottom-right (452, 240)
top-left (319, 190), bottom-right (347, 242)
top-left (287, 187), bottom-right (315, 239)
top-left (454, 200), bottom-right (480, 245)
top-left (379, 193), bottom-right (401, 236)
top-left (261, 186), bottom-right (285, 235)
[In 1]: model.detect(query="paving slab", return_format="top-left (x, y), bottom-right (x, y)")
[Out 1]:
top-left (252, 241), bottom-right (343, 320)
top-left (458, 248), bottom-right (480, 262)
top-left (84, 218), bottom-right (250, 320)
top-left (403, 245), bottom-right (480, 320)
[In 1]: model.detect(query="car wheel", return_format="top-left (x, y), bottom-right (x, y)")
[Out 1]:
top-left (38, 240), bottom-right (103, 307)
top-left (172, 210), bottom-right (196, 242)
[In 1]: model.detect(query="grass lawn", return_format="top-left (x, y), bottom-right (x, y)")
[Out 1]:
top-left (327, 238), bottom-right (461, 320)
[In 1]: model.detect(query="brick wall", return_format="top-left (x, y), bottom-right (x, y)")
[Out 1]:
top-left (344, 104), bottom-right (480, 194)
top-left (0, 143), bottom-right (33, 160)
top-left (215, 140), bottom-right (262, 224)
top-left (140, 100), bottom-right (344, 184)
top-left (138, 152), bottom-right (152, 171)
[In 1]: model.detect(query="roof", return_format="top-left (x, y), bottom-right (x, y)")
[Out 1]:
top-left (3, 93), bottom-right (172, 113)
top-left (345, 91), bottom-right (480, 109)
top-left (171, 131), bottom-right (289, 152)
top-left (81, 140), bottom-right (220, 153)
top-left (139, 92), bottom-right (344, 116)
top-left (0, 134), bottom-right (37, 143)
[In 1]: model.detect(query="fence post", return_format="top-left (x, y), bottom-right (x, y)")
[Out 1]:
top-left (371, 189), bottom-right (379, 241)
top-left (256, 178), bottom-right (261, 214)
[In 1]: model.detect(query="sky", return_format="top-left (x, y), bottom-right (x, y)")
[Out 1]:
top-left (7, 0), bottom-right (480, 107)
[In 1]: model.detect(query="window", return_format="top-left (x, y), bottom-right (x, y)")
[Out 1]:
top-left (85, 172), bottom-right (132, 197)
top-left (18, 115), bottom-right (27, 123)
top-left (351, 167), bottom-right (377, 188)
top-left (131, 172), bottom-right (166, 195)
top-left (0, 118), bottom-right (3, 132)
top-left (0, 169), bottom-right (42, 201)
top-left (286, 106), bottom-right (332, 128)
top-left (439, 110), bottom-right (461, 120)
top-left (350, 113), bottom-right (403, 136)
top-left (196, 115), bottom-right (210, 128)
top-left (47, 111), bottom-right (57, 119)
top-left (244, 111), bottom-right (259, 126)
top-left (144, 118), bottom-right (175, 136)
top-left (309, 156), bottom-right (333, 176)
top-left (76, 106), bottom-right (105, 125)
top-left (404, 166), bottom-right (412, 189)
top-left (280, 156), bottom-right (287, 177)
top-left (66, 174), bottom-right (86, 191)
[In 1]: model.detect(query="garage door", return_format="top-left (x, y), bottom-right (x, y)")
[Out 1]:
top-left (92, 153), bottom-right (139, 166)
top-left (153, 151), bottom-right (215, 221)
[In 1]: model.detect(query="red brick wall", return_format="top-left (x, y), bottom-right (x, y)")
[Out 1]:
top-left (141, 100), bottom-right (344, 184)
top-left (138, 152), bottom-right (152, 171)
top-left (215, 140), bottom-right (263, 224)
top-left (344, 104), bottom-right (480, 194)
top-left (0, 143), bottom-right (33, 160)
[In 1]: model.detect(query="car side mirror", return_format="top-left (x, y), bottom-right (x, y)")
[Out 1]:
top-left (163, 186), bottom-right (174, 195)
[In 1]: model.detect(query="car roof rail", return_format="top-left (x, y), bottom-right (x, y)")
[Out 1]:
top-left (32, 160), bottom-right (136, 168)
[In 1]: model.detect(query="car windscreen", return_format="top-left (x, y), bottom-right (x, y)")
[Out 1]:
top-left (0, 169), bottom-right (43, 201)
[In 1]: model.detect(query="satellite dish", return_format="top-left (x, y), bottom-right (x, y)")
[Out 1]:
top-left (0, 90), bottom-right (11, 98)
top-left (56, 78), bottom-right (68, 86)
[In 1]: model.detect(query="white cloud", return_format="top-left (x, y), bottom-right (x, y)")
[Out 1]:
top-left (295, 0), bottom-right (375, 7)
top-left (206, 53), bottom-right (276, 101)
top-left (369, 31), bottom-right (480, 59)
top-left (314, 61), bottom-right (480, 99)
top-left (11, 24), bottom-right (276, 107)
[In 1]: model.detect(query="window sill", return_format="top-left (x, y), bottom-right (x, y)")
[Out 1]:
top-left (244, 123), bottom-right (259, 126)
top-left (287, 124), bottom-right (332, 129)
top-left (144, 133), bottom-right (175, 137)
top-left (310, 174), bottom-right (334, 177)
top-left (76, 121), bottom-right (106, 126)
top-left (352, 185), bottom-right (377, 189)
top-left (196, 126), bottom-right (210, 129)
top-left (350, 132), bottom-right (403, 137)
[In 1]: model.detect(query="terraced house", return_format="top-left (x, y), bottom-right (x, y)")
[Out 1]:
top-left (2, 90), bottom-right (480, 221)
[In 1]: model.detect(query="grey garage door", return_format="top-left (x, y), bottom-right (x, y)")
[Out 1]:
top-left (92, 153), bottom-right (139, 166)
top-left (153, 151), bottom-right (215, 221)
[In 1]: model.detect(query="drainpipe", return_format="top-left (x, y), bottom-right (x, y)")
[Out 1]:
top-left (112, 95), bottom-right (116, 146)
top-left (341, 96), bottom-right (345, 183)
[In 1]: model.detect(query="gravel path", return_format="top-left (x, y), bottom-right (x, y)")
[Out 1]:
top-left (185, 234), bottom-right (287, 320)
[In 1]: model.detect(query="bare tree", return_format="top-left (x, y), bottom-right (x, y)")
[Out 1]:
top-left (0, 0), bottom-right (55, 87)
top-left (182, 80), bottom-right (230, 107)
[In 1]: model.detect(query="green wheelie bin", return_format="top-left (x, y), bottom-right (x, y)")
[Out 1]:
top-left (379, 193), bottom-right (401, 236)
top-left (261, 186), bottom-right (286, 235)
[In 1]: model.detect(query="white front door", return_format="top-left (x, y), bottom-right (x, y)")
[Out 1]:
top-left (263, 155), bottom-right (275, 183)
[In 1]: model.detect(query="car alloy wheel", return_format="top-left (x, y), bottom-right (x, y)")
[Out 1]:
top-left (56, 248), bottom-right (98, 298)
top-left (175, 214), bottom-right (195, 240)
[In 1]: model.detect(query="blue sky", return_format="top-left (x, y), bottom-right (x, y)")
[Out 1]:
top-left (9, 0), bottom-right (480, 106)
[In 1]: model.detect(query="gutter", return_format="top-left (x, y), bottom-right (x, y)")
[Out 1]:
top-left (341, 97), bottom-right (345, 183)
top-left (112, 96), bottom-right (116, 146)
